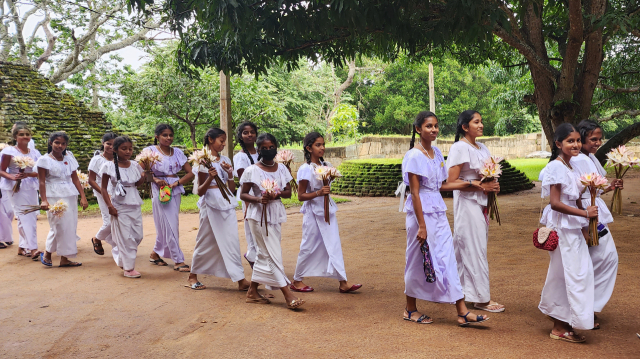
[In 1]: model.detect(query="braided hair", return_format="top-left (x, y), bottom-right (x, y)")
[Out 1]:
top-left (154, 123), bottom-right (174, 145)
top-left (112, 136), bottom-right (133, 182)
top-left (47, 132), bottom-right (70, 156)
top-left (303, 131), bottom-right (325, 165)
top-left (203, 128), bottom-right (226, 148)
top-left (549, 123), bottom-right (578, 162)
top-left (454, 110), bottom-right (480, 142)
top-left (256, 133), bottom-right (278, 162)
top-left (410, 111), bottom-right (438, 150)
top-left (236, 121), bottom-right (258, 165)
top-left (100, 132), bottom-right (117, 151)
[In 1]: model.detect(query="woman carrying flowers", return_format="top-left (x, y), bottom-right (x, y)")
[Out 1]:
top-left (187, 128), bottom-right (251, 291)
top-left (144, 124), bottom-right (194, 272)
top-left (572, 120), bottom-right (621, 323)
top-left (446, 110), bottom-right (503, 313)
top-left (538, 123), bottom-right (599, 343)
top-left (0, 123), bottom-right (41, 257)
top-left (403, 111), bottom-right (489, 326)
top-left (290, 131), bottom-right (362, 294)
top-left (239, 133), bottom-right (305, 309)
top-left (36, 132), bottom-right (88, 267)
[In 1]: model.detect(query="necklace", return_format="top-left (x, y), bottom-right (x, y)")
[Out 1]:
top-left (558, 156), bottom-right (573, 170)
top-left (49, 153), bottom-right (63, 161)
top-left (462, 136), bottom-right (481, 150)
top-left (157, 145), bottom-right (172, 157)
top-left (260, 160), bottom-right (275, 167)
top-left (417, 142), bottom-right (434, 160)
top-left (15, 145), bottom-right (29, 155)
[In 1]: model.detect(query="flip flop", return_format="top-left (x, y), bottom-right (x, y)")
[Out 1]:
top-left (339, 284), bottom-right (362, 293)
top-left (149, 258), bottom-right (168, 266)
top-left (91, 238), bottom-right (104, 256)
top-left (124, 270), bottom-right (141, 278)
top-left (246, 296), bottom-right (271, 304)
top-left (31, 251), bottom-right (42, 261)
top-left (474, 303), bottom-right (505, 313)
top-left (185, 282), bottom-right (206, 290)
top-left (290, 284), bottom-right (314, 292)
top-left (40, 252), bottom-right (52, 267)
top-left (287, 298), bottom-right (305, 310)
top-left (174, 265), bottom-right (190, 272)
top-left (59, 261), bottom-right (82, 267)
top-left (458, 312), bottom-right (489, 327)
top-left (550, 331), bottom-right (586, 343)
top-left (0, 242), bottom-right (6, 249)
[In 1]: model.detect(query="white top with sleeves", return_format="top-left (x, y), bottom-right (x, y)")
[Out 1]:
top-left (0, 146), bottom-right (42, 191)
top-left (99, 161), bottom-right (144, 206)
top-left (402, 147), bottom-right (448, 214)
top-left (35, 153), bottom-right (79, 197)
top-left (144, 146), bottom-right (188, 195)
top-left (539, 160), bottom-right (589, 230)
top-left (233, 151), bottom-right (259, 177)
top-left (193, 155), bottom-right (237, 211)
top-left (446, 141), bottom-right (491, 206)
top-left (239, 163), bottom-right (293, 224)
top-left (297, 162), bottom-right (337, 216)
top-left (88, 151), bottom-right (114, 197)
top-left (570, 153), bottom-right (613, 225)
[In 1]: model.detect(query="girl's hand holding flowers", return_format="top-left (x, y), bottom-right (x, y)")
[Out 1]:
top-left (586, 206), bottom-right (599, 218)
top-left (40, 200), bottom-right (49, 211)
top-left (317, 185), bottom-right (331, 196)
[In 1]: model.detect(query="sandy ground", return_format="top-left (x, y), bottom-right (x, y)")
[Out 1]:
top-left (1, 176), bottom-right (640, 358)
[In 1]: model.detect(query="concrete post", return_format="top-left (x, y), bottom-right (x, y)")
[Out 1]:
top-left (220, 71), bottom-right (234, 161)
top-left (540, 131), bottom-right (547, 151)
top-left (429, 62), bottom-right (437, 146)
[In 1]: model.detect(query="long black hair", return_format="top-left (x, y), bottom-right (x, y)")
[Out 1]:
top-left (236, 121), bottom-right (258, 165)
top-left (112, 136), bottom-right (133, 182)
top-left (100, 132), bottom-right (117, 151)
top-left (256, 133), bottom-right (278, 162)
top-left (454, 110), bottom-right (480, 142)
top-left (303, 131), bottom-right (325, 164)
top-left (12, 122), bottom-right (31, 145)
top-left (203, 128), bottom-right (226, 149)
top-left (576, 119), bottom-right (602, 145)
top-left (154, 123), bottom-right (174, 145)
top-left (410, 111), bottom-right (438, 149)
top-left (47, 131), bottom-right (70, 155)
top-left (549, 123), bottom-right (578, 162)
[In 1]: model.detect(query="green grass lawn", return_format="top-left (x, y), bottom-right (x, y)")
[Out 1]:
top-left (506, 158), bottom-right (548, 181)
top-left (78, 194), bottom-right (350, 217)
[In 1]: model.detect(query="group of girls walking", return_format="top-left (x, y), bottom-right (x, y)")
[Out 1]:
top-left (401, 110), bottom-right (618, 342)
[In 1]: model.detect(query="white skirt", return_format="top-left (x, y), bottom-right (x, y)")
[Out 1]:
top-left (539, 227), bottom-right (595, 330)
top-left (452, 193), bottom-right (490, 303)
top-left (191, 207), bottom-right (245, 282)
top-left (10, 189), bottom-right (39, 250)
top-left (248, 219), bottom-right (291, 290)
top-left (293, 212), bottom-right (347, 281)
top-left (111, 204), bottom-right (143, 271)
top-left (95, 194), bottom-right (119, 261)
top-left (45, 196), bottom-right (80, 258)
top-left (589, 228), bottom-right (618, 312)
top-left (0, 190), bottom-right (15, 243)
top-left (241, 200), bottom-right (258, 263)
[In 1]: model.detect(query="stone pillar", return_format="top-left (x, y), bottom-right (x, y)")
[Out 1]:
top-left (220, 71), bottom-right (234, 161)
top-left (429, 62), bottom-right (437, 147)
top-left (540, 131), bottom-right (547, 151)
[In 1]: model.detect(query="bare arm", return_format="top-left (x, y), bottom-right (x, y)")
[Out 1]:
top-left (446, 164), bottom-right (500, 192)
top-left (297, 180), bottom-right (330, 201)
top-left (408, 174), bottom-right (427, 245)
top-left (278, 183), bottom-right (292, 199)
top-left (176, 162), bottom-right (195, 188)
top-left (240, 182), bottom-right (271, 204)
top-left (549, 184), bottom-right (597, 218)
top-left (38, 167), bottom-right (49, 210)
top-left (0, 154), bottom-right (20, 181)
top-left (198, 170), bottom-right (215, 196)
top-left (88, 170), bottom-right (102, 195)
top-left (101, 173), bottom-right (117, 217)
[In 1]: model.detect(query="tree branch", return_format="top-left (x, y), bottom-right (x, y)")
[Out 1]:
top-left (597, 109), bottom-right (640, 122)
top-left (597, 83), bottom-right (640, 93)
top-left (554, 0), bottom-right (584, 102)
top-left (595, 120), bottom-right (640, 163)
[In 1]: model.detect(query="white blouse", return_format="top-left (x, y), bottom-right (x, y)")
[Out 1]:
top-left (539, 160), bottom-right (589, 230)
top-left (35, 153), bottom-right (79, 197)
top-left (233, 151), bottom-right (259, 177)
top-left (88, 152), bottom-right (113, 197)
top-left (99, 161), bottom-right (144, 206)
top-left (297, 162), bottom-right (337, 216)
top-left (239, 163), bottom-right (293, 224)
top-left (193, 155), bottom-right (237, 211)
top-left (446, 141), bottom-right (491, 206)
top-left (0, 146), bottom-right (42, 191)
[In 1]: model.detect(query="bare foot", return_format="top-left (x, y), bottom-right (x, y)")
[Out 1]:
top-left (238, 279), bottom-right (250, 291)
top-left (292, 280), bottom-right (309, 290)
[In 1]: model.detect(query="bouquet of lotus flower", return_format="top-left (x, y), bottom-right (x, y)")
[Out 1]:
top-left (579, 172), bottom-right (609, 247)
top-left (76, 170), bottom-right (90, 190)
top-left (12, 156), bottom-right (36, 193)
top-left (275, 150), bottom-right (298, 193)
top-left (314, 165), bottom-right (342, 224)
top-left (135, 149), bottom-right (162, 183)
top-left (605, 145), bottom-right (640, 215)
top-left (19, 199), bottom-right (68, 217)
top-left (260, 178), bottom-right (281, 236)
top-left (188, 148), bottom-right (234, 203)
top-left (479, 156), bottom-right (503, 225)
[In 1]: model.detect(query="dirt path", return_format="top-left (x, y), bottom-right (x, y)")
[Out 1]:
top-left (1, 176), bottom-right (640, 358)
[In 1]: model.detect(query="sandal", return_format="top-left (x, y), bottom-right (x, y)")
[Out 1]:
top-left (124, 270), bottom-right (141, 278)
top-left (91, 238), bottom-right (104, 256)
top-left (473, 302), bottom-right (505, 313)
top-left (31, 251), bottom-right (42, 261)
top-left (185, 281), bottom-right (206, 290)
top-left (404, 309), bottom-right (433, 324)
top-left (290, 284), bottom-right (314, 292)
top-left (149, 257), bottom-right (168, 266)
top-left (339, 284), bottom-right (363, 293)
top-left (287, 298), bottom-right (305, 310)
top-left (174, 265), bottom-right (190, 272)
top-left (458, 312), bottom-right (489, 327)
top-left (592, 323), bottom-right (600, 330)
top-left (246, 295), bottom-right (271, 304)
top-left (0, 242), bottom-right (6, 249)
top-left (40, 252), bottom-right (52, 267)
top-left (59, 261), bottom-right (82, 267)
top-left (550, 331), bottom-right (586, 343)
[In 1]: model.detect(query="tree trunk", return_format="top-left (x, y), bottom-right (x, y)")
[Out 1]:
top-left (594, 122), bottom-right (640, 164)
top-left (325, 59), bottom-right (357, 141)
top-left (189, 122), bottom-right (197, 149)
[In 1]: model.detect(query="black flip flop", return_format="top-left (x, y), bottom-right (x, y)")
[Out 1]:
top-left (149, 258), bottom-right (168, 266)
top-left (91, 238), bottom-right (104, 256)
top-left (0, 242), bottom-right (6, 249)
top-left (59, 262), bottom-right (82, 267)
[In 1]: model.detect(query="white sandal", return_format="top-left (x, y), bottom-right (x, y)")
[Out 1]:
top-left (474, 303), bottom-right (505, 313)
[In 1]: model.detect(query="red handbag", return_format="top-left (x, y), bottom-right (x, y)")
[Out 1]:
top-left (533, 227), bottom-right (558, 251)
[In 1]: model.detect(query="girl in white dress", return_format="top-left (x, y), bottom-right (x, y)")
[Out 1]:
top-left (403, 111), bottom-right (489, 326)
top-left (146, 124), bottom-right (194, 272)
top-left (0, 183), bottom-right (12, 248)
top-left (291, 131), bottom-right (362, 294)
top-left (0, 123), bottom-right (41, 258)
top-left (87, 132), bottom-right (117, 258)
top-left (100, 136), bottom-right (147, 278)
top-left (233, 121), bottom-right (259, 267)
top-left (539, 123), bottom-right (598, 343)
top-left (240, 133), bottom-right (305, 309)
top-left (446, 110), bottom-right (503, 313)
top-left (187, 128), bottom-right (252, 291)
top-left (37, 132), bottom-right (88, 267)
top-left (573, 120), bottom-right (621, 325)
